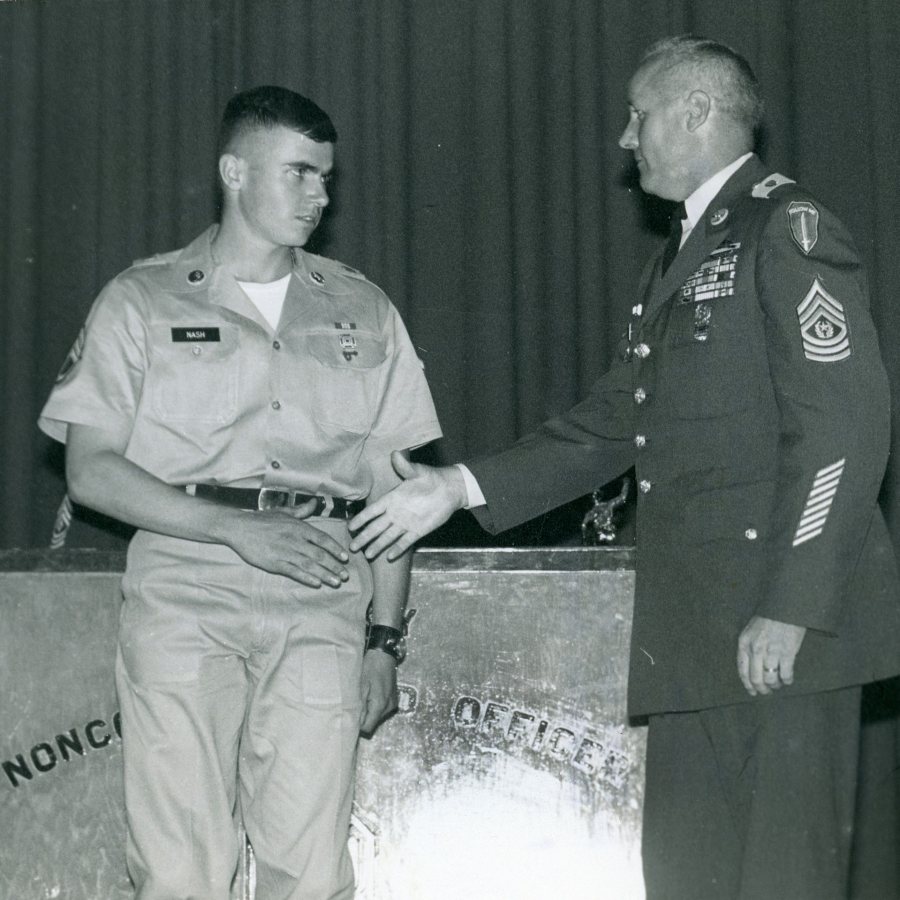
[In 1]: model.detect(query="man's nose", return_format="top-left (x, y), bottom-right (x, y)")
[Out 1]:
top-left (618, 120), bottom-right (638, 150)
top-left (309, 179), bottom-right (330, 208)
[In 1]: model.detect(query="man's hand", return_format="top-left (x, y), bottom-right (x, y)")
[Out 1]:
top-left (359, 650), bottom-right (398, 735)
top-left (219, 499), bottom-right (350, 588)
top-left (349, 452), bottom-right (467, 560)
top-left (737, 615), bottom-right (807, 696)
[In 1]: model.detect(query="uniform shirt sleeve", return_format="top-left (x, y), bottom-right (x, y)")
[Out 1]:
top-left (754, 195), bottom-right (890, 632)
top-left (38, 277), bottom-right (148, 444)
top-left (362, 302), bottom-right (442, 459)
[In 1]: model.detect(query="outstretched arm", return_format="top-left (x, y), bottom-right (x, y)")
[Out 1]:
top-left (349, 451), bottom-right (469, 560)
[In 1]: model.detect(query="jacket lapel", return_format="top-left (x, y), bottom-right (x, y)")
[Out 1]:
top-left (641, 155), bottom-right (769, 320)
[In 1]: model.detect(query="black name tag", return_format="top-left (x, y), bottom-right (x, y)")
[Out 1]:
top-left (171, 327), bottom-right (220, 342)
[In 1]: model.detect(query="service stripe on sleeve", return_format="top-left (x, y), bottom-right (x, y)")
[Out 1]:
top-left (793, 459), bottom-right (845, 547)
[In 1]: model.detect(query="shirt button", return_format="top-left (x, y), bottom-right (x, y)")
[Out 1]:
top-left (639, 479), bottom-right (652, 494)
top-left (191, 346), bottom-right (202, 356)
top-left (271, 460), bottom-right (281, 470)
top-left (271, 400), bottom-right (281, 410)
top-left (745, 528), bottom-right (758, 540)
top-left (634, 387), bottom-right (647, 404)
top-left (634, 343), bottom-right (651, 359)
top-left (634, 434), bottom-right (647, 448)
top-left (272, 340), bottom-right (281, 350)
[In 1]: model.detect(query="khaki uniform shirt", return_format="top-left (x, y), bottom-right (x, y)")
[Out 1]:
top-left (40, 226), bottom-right (442, 498)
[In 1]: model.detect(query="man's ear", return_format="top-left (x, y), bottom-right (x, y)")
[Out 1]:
top-left (685, 90), bottom-right (711, 133)
top-left (218, 153), bottom-right (244, 192)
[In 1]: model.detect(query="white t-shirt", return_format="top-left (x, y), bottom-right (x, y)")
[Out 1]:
top-left (237, 273), bottom-right (292, 329)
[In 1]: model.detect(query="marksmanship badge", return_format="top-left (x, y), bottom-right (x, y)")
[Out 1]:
top-left (796, 278), bottom-right (851, 362)
top-left (787, 201), bottom-right (819, 255)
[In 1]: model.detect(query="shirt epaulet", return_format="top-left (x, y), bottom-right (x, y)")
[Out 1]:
top-left (751, 173), bottom-right (797, 199)
top-left (305, 252), bottom-right (369, 281)
top-left (130, 249), bottom-right (179, 269)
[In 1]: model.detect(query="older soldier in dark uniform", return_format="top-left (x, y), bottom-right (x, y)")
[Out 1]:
top-left (348, 36), bottom-right (900, 899)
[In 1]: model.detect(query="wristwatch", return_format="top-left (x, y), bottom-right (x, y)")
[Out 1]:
top-left (365, 624), bottom-right (407, 664)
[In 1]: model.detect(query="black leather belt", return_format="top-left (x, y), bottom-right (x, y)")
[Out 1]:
top-left (186, 484), bottom-right (365, 519)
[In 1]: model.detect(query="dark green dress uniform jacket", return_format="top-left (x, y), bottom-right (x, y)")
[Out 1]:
top-left (468, 155), bottom-right (900, 718)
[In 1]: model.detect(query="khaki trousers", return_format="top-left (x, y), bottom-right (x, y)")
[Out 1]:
top-left (116, 524), bottom-right (371, 900)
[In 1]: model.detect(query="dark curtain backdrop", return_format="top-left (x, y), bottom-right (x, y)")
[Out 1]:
top-left (3, 1), bottom-right (900, 890)
top-left (3, 0), bottom-right (900, 549)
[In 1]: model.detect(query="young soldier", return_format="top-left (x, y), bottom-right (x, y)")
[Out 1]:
top-left (39, 86), bottom-right (441, 900)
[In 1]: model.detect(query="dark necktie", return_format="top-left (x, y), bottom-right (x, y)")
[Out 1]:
top-left (661, 201), bottom-right (687, 275)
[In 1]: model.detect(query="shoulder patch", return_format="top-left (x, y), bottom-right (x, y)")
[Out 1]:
top-left (751, 173), bottom-right (796, 199)
top-left (787, 201), bottom-right (819, 255)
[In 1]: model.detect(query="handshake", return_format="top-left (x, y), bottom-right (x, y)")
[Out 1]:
top-left (349, 451), bottom-right (468, 559)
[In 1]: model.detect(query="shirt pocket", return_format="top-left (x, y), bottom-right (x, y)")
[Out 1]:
top-left (306, 330), bottom-right (387, 434)
top-left (149, 324), bottom-right (240, 424)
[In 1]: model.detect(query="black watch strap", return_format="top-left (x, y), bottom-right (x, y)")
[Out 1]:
top-left (365, 624), bottom-right (406, 663)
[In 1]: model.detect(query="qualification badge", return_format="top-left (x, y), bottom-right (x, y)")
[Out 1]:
top-left (335, 322), bottom-right (359, 361)
top-left (693, 303), bottom-right (712, 341)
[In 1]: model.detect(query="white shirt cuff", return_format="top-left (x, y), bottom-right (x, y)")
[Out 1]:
top-left (455, 464), bottom-right (487, 509)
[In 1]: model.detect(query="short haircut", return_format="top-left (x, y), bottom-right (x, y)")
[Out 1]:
top-left (218, 85), bottom-right (337, 157)
top-left (640, 35), bottom-right (763, 135)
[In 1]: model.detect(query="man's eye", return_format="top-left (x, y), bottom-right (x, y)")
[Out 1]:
top-left (321, 173), bottom-right (333, 186)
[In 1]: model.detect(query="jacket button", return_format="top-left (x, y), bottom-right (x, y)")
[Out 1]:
top-left (745, 528), bottom-right (758, 540)
top-left (634, 387), bottom-right (647, 404)
top-left (634, 434), bottom-right (647, 448)
top-left (271, 400), bottom-right (281, 410)
top-left (634, 343), bottom-right (651, 359)
top-left (639, 479), bottom-right (652, 494)
top-left (271, 460), bottom-right (281, 470)
top-left (272, 340), bottom-right (281, 350)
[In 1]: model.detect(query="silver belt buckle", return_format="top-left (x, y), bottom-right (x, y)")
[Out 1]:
top-left (257, 487), bottom-right (289, 511)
